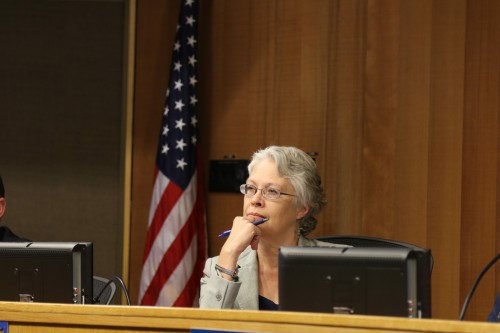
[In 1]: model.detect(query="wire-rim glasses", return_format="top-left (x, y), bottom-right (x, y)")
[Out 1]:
top-left (240, 184), bottom-right (296, 200)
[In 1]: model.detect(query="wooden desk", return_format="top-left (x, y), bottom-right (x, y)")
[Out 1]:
top-left (0, 302), bottom-right (498, 333)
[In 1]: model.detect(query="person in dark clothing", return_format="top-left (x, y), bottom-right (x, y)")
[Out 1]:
top-left (0, 175), bottom-right (29, 242)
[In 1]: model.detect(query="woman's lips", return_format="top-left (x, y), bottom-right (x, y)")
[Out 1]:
top-left (248, 213), bottom-right (266, 219)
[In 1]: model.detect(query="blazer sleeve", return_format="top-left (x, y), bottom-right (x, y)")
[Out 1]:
top-left (199, 255), bottom-right (242, 309)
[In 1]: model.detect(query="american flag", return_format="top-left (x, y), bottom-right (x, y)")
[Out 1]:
top-left (138, 0), bottom-right (206, 307)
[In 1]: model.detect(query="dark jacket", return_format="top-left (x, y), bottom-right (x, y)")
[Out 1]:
top-left (0, 226), bottom-right (30, 242)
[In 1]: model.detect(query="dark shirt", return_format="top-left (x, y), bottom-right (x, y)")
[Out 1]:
top-left (0, 226), bottom-right (30, 242)
top-left (488, 293), bottom-right (500, 322)
top-left (258, 295), bottom-right (278, 311)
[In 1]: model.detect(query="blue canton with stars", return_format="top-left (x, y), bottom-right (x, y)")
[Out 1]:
top-left (156, 0), bottom-right (199, 190)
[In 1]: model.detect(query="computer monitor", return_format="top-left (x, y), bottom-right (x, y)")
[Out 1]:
top-left (0, 242), bottom-right (93, 304)
top-left (279, 246), bottom-right (430, 318)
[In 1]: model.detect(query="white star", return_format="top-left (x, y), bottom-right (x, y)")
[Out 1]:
top-left (162, 125), bottom-right (169, 136)
top-left (187, 36), bottom-right (197, 47)
top-left (185, 0), bottom-right (195, 6)
top-left (186, 15), bottom-right (196, 26)
top-left (175, 118), bottom-right (186, 130)
top-left (173, 61), bottom-right (182, 71)
top-left (175, 99), bottom-right (185, 111)
top-left (192, 135), bottom-right (197, 145)
top-left (188, 55), bottom-right (197, 66)
top-left (166, 88), bottom-right (170, 97)
top-left (162, 144), bottom-right (169, 155)
top-left (176, 138), bottom-right (187, 151)
top-left (173, 41), bottom-right (181, 51)
top-left (189, 76), bottom-right (197, 86)
top-left (191, 115), bottom-right (198, 127)
top-left (163, 105), bottom-right (169, 116)
top-left (190, 95), bottom-right (198, 105)
top-left (176, 24), bottom-right (181, 31)
top-left (174, 79), bottom-right (183, 91)
top-left (176, 158), bottom-right (188, 170)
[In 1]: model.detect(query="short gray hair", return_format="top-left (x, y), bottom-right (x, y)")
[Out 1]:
top-left (248, 146), bottom-right (326, 235)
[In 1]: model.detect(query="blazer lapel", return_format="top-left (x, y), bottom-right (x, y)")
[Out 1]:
top-left (235, 248), bottom-right (259, 310)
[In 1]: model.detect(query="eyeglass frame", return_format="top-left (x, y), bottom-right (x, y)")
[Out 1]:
top-left (240, 183), bottom-right (296, 200)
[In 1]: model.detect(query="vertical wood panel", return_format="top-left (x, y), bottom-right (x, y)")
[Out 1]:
top-left (275, 0), bottom-right (331, 150)
top-left (427, 0), bottom-right (466, 319)
top-left (273, 1), bottom-right (302, 145)
top-left (394, 0), bottom-right (431, 245)
top-left (362, 0), bottom-right (400, 237)
top-left (205, 1), bottom-right (256, 156)
top-left (248, 1), bottom-right (277, 148)
top-left (329, 0), bottom-right (365, 236)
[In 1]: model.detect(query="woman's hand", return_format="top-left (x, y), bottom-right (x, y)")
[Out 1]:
top-left (227, 216), bottom-right (263, 251)
top-left (216, 216), bottom-right (262, 280)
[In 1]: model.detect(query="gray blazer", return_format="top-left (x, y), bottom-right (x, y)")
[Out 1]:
top-left (199, 236), bottom-right (348, 310)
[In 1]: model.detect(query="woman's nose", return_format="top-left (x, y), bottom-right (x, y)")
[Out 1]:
top-left (250, 190), bottom-right (264, 205)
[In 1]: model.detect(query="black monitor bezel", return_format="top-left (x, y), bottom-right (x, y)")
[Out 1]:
top-left (0, 242), bottom-right (93, 304)
top-left (278, 246), bottom-right (429, 318)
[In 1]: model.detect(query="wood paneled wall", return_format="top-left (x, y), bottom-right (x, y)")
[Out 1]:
top-left (130, 0), bottom-right (500, 321)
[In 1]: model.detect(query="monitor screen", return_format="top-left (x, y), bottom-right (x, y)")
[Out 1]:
top-left (279, 246), bottom-right (429, 318)
top-left (0, 242), bottom-right (93, 304)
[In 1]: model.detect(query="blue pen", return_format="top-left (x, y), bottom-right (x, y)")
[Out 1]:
top-left (217, 218), bottom-right (269, 238)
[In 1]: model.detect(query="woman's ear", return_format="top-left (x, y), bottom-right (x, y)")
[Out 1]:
top-left (296, 205), bottom-right (309, 220)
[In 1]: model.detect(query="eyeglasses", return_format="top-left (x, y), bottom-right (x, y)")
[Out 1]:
top-left (240, 184), bottom-right (296, 200)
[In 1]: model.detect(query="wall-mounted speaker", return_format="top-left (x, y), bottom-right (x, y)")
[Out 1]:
top-left (209, 160), bottom-right (249, 193)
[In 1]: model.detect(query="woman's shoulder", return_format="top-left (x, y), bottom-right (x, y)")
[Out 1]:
top-left (299, 236), bottom-right (351, 248)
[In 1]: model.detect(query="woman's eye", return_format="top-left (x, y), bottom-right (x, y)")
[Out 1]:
top-left (246, 185), bottom-right (257, 193)
top-left (267, 188), bottom-right (280, 195)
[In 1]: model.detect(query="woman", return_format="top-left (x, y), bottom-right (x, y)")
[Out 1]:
top-left (199, 146), bottom-right (345, 310)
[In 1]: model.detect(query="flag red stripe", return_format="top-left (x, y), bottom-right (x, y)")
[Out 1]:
top-left (140, 200), bottom-right (200, 305)
top-left (142, 179), bottom-right (184, 262)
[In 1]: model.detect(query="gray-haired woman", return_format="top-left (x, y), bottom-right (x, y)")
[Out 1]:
top-left (200, 146), bottom-right (345, 310)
